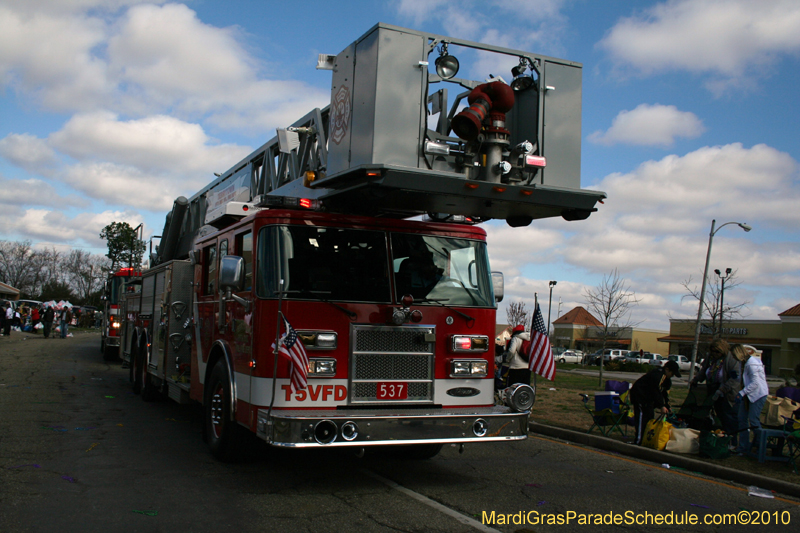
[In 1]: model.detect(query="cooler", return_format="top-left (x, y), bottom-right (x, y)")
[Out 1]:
top-left (595, 392), bottom-right (620, 414)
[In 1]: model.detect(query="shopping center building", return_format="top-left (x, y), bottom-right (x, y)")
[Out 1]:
top-left (550, 306), bottom-right (670, 356)
top-left (658, 303), bottom-right (800, 376)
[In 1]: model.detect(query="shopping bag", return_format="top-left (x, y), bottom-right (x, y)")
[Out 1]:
top-left (642, 415), bottom-right (673, 451)
top-left (699, 430), bottom-right (732, 459)
top-left (761, 396), bottom-right (800, 426)
top-left (665, 428), bottom-right (700, 454)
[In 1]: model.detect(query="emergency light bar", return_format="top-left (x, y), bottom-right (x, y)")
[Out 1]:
top-left (257, 196), bottom-right (322, 210)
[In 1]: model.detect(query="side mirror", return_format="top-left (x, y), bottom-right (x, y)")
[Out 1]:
top-left (491, 271), bottom-right (504, 303)
top-left (188, 249), bottom-right (198, 266)
top-left (219, 255), bottom-right (245, 293)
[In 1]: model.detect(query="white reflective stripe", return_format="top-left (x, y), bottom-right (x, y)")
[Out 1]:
top-left (240, 375), bottom-right (348, 407)
top-left (433, 378), bottom-right (494, 405)
top-left (236, 376), bottom-right (495, 408)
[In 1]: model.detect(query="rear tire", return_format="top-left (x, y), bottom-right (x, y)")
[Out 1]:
top-left (205, 361), bottom-right (242, 462)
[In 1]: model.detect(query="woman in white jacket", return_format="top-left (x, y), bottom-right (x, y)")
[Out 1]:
top-left (733, 344), bottom-right (769, 454)
top-left (506, 325), bottom-right (532, 387)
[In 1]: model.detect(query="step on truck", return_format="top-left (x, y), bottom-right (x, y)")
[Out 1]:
top-left (119, 23), bottom-right (606, 461)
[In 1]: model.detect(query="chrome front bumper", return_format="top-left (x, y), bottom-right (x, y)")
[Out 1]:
top-left (256, 406), bottom-right (529, 448)
top-left (105, 336), bottom-right (121, 347)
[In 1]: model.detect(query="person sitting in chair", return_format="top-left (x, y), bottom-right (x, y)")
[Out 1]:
top-left (631, 360), bottom-right (681, 446)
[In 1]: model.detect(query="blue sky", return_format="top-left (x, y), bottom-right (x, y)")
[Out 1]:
top-left (1, 0), bottom-right (799, 330)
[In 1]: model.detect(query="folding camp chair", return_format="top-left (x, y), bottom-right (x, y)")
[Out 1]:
top-left (785, 421), bottom-right (800, 475)
top-left (677, 386), bottom-right (717, 431)
top-left (579, 393), bottom-right (629, 438)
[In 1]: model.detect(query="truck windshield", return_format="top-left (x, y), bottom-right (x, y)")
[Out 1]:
top-left (258, 225), bottom-right (392, 302)
top-left (390, 233), bottom-right (494, 307)
top-left (257, 225), bottom-right (494, 307)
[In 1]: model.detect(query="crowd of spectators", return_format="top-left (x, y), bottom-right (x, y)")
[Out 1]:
top-left (0, 300), bottom-right (98, 338)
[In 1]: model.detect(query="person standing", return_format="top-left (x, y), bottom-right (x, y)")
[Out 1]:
top-left (2, 304), bottom-right (11, 337)
top-left (42, 305), bottom-right (55, 338)
top-left (733, 344), bottom-right (769, 454)
top-left (31, 306), bottom-right (40, 331)
top-left (631, 359), bottom-right (681, 445)
top-left (690, 338), bottom-right (741, 437)
top-left (6, 304), bottom-right (16, 335)
top-left (59, 306), bottom-right (72, 338)
top-left (505, 324), bottom-right (532, 387)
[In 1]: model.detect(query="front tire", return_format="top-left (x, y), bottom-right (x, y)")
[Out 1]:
top-left (205, 361), bottom-right (242, 462)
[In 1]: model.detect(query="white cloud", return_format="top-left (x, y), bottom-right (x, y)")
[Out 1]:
top-left (0, 4), bottom-right (111, 110)
top-left (395, 0), bottom-right (571, 63)
top-left (0, 175), bottom-right (87, 208)
top-left (0, 206), bottom-right (141, 248)
top-left (106, 3), bottom-right (329, 129)
top-left (598, 0), bottom-right (800, 94)
top-left (489, 143), bottom-right (800, 328)
top-left (588, 104), bottom-right (705, 147)
top-left (0, 133), bottom-right (58, 172)
top-left (49, 111), bottom-right (249, 175)
top-left (61, 162), bottom-right (181, 211)
top-left (0, 2), bottom-right (329, 130)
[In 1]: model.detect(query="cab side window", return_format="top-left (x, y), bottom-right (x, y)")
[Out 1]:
top-left (204, 244), bottom-right (217, 295)
top-left (236, 231), bottom-right (253, 291)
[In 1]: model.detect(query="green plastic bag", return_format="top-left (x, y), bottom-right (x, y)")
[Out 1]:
top-left (699, 431), bottom-right (732, 459)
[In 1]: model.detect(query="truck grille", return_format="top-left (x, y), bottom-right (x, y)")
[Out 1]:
top-left (350, 325), bottom-right (434, 403)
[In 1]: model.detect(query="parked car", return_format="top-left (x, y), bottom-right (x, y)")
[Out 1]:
top-left (627, 352), bottom-right (663, 365)
top-left (557, 350), bottom-right (583, 364)
top-left (587, 349), bottom-right (629, 365)
top-left (623, 351), bottom-right (649, 364)
top-left (668, 354), bottom-right (701, 372)
top-left (647, 354), bottom-right (666, 366)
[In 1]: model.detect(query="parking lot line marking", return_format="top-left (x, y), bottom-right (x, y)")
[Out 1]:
top-left (361, 469), bottom-right (501, 532)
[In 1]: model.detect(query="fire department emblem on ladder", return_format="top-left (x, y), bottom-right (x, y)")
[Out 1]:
top-left (331, 85), bottom-right (351, 145)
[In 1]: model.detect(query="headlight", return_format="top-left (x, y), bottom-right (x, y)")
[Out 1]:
top-left (307, 358), bottom-right (336, 377)
top-left (111, 321), bottom-right (121, 329)
top-left (450, 359), bottom-right (488, 378)
top-left (298, 331), bottom-right (337, 350)
top-left (451, 335), bottom-right (489, 353)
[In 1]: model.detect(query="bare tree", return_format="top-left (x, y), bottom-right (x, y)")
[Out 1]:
top-left (0, 240), bottom-right (36, 293)
top-left (506, 300), bottom-right (532, 329)
top-left (680, 270), bottom-right (748, 340)
top-left (584, 269), bottom-right (642, 385)
top-left (63, 250), bottom-right (109, 304)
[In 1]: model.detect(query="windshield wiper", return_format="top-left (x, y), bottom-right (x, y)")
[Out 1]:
top-left (309, 291), bottom-right (357, 319)
top-left (417, 298), bottom-right (474, 324)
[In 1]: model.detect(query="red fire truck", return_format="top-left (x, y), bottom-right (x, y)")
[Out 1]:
top-left (119, 23), bottom-right (605, 461)
top-left (101, 267), bottom-right (140, 361)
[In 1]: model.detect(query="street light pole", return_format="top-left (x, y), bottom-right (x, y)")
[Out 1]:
top-left (688, 220), bottom-right (751, 383)
top-left (547, 280), bottom-right (557, 336)
top-left (714, 267), bottom-right (732, 337)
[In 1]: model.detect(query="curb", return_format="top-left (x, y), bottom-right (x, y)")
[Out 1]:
top-left (529, 422), bottom-right (800, 500)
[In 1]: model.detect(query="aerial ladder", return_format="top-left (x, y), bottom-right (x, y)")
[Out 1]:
top-left (154, 23), bottom-right (605, 266)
